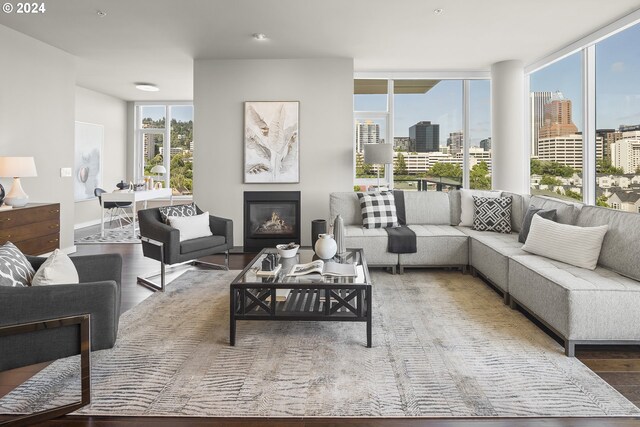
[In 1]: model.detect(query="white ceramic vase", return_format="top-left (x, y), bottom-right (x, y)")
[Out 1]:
top-left (314, 233), bottom-right (337, 259)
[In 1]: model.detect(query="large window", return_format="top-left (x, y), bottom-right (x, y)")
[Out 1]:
top-left (529, 52), bottom-right (583, 202)
top-left (135, 103), bottom-right (193, 197)
top-left (354, 78), bottom-right (490, 191)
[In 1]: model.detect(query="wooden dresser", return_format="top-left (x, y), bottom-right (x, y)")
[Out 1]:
top-left (0, 203), bottom-right (60, 255)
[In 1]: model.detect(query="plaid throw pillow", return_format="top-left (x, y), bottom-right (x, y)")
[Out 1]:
top-left (472, 196), bottom-right (512, 233)
top-left (159, 202), bottom-right (198, 224)
top-left (357, 192), bottom-right (399, 229)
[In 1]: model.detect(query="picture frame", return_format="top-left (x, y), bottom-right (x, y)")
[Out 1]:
top-left (74, 121), bottom-right (104, 201)
top-left (244, 101), bottom-right (299, 183)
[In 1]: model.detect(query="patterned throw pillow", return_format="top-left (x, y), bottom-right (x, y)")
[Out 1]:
top-left (0, 242), bottom-right (36, 287)
top-left (357, 192), bottom-right (399, 229)
top-left (472, 196), bottom-right (512, 233)
top-left (159, 202), bottom-right (198, 224)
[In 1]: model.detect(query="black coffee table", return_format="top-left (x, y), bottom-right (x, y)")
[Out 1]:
top-left (229, 248), bottom-right (372, 347)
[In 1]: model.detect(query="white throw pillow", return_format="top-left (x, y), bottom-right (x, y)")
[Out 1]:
top-left (31, 249), bottom-right (80, 286)
top-left (459, 189), bottom-right (500, 226)
top-left (522, 215), bottom-right (608, 270)
top-left (168, 211), bottom-right (213, 242)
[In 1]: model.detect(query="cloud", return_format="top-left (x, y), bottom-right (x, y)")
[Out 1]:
top-left (611, 61), bottom-right (625, 73)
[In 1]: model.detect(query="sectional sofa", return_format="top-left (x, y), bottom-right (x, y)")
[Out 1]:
top-left (329, 190), bottom-right (640, 356)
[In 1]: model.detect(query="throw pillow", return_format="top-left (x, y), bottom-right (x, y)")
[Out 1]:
top-left (0, 242), bottom-right (35, 287)
top-left (518, 207), bottom-right (558, 243)
top-left (356, 192), bottom-right (399, 229)
top-left (472, 196), bottom-right (512, 233)
top-left (159, 202), bottom-right (198, 224)
top-left (459, 189), bottom-right (500, 226)
top-left (522, 215), bottom-right (608, 270)
top-left (168, 211), bottom-right (213, 242)
top-left (31, 249), bottom-right (80, 286)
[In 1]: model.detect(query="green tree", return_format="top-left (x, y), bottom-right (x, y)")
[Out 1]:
top-left (530, 159), bottom-right (574, 177)
top-left (394, 153), bottom-right (408, 176)
top-left (540, 175), bottom-right (562, 186)
top-left (428, 162), bottom-right (462, 178)
top-left (596, 159), bottom-right (624, 175)
top-left (469, 161), bottom-right (491, 190)
top-left (596, 195), bottom-right (610, 208)
top-left (564, 189), bottom-right (582, 200)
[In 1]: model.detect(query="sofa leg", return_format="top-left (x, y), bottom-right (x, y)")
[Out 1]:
top-left (470, 267), bottom-right (478, 278)
top-left (509, 297), bottom-right (517, 310)
top-left (138, 258), bottom-right (167, 292)
top-left (565, 340), bottom-right (575, 357)
top-left (399, 265), bottom-right (404, 275)
top-left (194, 250), bottom-right (230, 271)
top-left (461, 265), bottom-right (468, 274)
top-left (391, 265), bottom-right (397, 275)
top-left (503, 292), bottom-right (510, 305)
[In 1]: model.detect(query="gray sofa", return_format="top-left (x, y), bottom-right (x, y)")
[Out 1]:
top-left (0, 253), bottom-right (123, 371)
top-left (330, 190), bottom-right (640, 356)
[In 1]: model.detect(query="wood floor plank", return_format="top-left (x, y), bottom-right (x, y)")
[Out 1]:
top-left (582, 359), bottom-right (640, 372)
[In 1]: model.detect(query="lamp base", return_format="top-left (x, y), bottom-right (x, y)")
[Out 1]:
top-left (4, 178), bottom-right (29, 207)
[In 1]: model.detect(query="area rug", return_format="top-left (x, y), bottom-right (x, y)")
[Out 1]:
top-left (75, 224), bottom-right (140, 244)
top-left (1, 270), bottom-right (639, 417)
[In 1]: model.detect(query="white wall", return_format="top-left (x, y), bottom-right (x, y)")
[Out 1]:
top-left (0, 24), bottom-right (76, 251)
top-left (74, 87), bottom-right (128, 227)
top-left (193, 59), bottom-right (354, 247)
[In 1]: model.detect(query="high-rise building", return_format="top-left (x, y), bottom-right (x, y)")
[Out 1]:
top-left (480, 137), bottom-right (492, 152)
top-left (409, 121), bottom-right (439, 152)
top-left (596, 129), bottom-right (622, 161)
top-left (355, 120), bottom-right (380, 152)
top-left (447, 131), bottom-right (464, 154)
top-left (537, 134), bottom-right (603, 170)
top-left (530, 91), bottom-right (552, 156)
top-left (612, 131), bottom-right (640, 174)
top-left (538, 91), bottom-right (579, 139)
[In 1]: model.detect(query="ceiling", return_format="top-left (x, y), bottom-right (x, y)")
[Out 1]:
top-left (1, 0), bottom-right (638, 101)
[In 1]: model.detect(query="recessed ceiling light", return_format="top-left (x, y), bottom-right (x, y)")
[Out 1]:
top-left (135, 83), bottom-right (159, 92)
top-left (433, 8), bottom-right (444, 15)
top-left (96, 10), bottom-right (107, 17)
top-left (252, 33), bottom-right (267, 41)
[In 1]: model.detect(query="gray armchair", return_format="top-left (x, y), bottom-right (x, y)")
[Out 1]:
top-left (0, 253), bottom-right (122, 372)
top-left (137, 205), bottom-right (233, 292)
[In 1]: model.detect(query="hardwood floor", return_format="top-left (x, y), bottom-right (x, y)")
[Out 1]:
top-left (2, 229), bottom-right (640, 426)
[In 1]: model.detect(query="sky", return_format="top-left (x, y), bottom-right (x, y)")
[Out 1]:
top-left (356, 22), bottom-right (640, 145)
top-left (141, 105), bottom-right (194, 122)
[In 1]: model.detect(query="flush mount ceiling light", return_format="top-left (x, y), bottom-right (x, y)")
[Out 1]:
top-left (135, 83), bottom-right (160, 92)
top-left (252, 33), bottom-right (268, 41)
top-left (433, 8), bottom-right (444, 15)
top-left (96, 10), bottom-right (107, 17)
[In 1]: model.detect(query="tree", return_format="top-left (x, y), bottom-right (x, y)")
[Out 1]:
top-left (540, 175), bottom-right (562, 186)
top-left (564, 189), bottom-right (582, 200)
top-left (596, 195), bottom-right (610, 208)
top-left (530, 159), bottom-right (574, 177)
top-left (394, 153), bottom-right (408, 176)
top-left (596, 159), bottom-right (623, 175)
top-left (469, 161), bottom-right (491, 190)
top-left (428, 162), bottom-right (462, 178)
top-left (636, 166), bottom-right (640, 174)
top-left (355, 152), bottom-right (373, 178)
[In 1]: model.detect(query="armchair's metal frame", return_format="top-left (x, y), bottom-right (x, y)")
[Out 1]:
top-left (136, 236), bottom-right (229, 292)
top-left (0, 314), bottom-right (91, 426)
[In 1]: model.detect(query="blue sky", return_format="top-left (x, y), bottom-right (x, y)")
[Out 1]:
top-left (356, 23), bottom-right (640, 145)
top-left (141, 105), bottom-right (194, 122)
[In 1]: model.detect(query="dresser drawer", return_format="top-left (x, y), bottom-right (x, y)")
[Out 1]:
top-left (0, 204), bottom-right (60, 229)
top-left (14, 233), bottom-right (60, 256)
top-left (0, 219), bottom-right (60, 243)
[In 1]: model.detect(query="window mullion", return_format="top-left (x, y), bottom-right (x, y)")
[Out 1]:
top-left (582, 45), bottom-right (596, 205)
top-left (463, 80), bottom-right (470, 189)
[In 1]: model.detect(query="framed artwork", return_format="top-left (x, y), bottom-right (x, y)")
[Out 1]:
top-left (244, 101), bottom-right (299, 183)
top-left (74, 121), bottom-right (104, 201)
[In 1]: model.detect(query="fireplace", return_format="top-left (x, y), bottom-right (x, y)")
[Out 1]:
top-left (243, 191), bottom-right (301, 252)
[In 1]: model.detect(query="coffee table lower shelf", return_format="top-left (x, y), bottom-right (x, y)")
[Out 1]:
top-left (230, 286), bottom-right (372, 347)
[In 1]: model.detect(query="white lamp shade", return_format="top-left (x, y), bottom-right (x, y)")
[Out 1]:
top-left (150, 165), bottom-right (167, 174)
top-left (0, 157), bottom-right (38, 178)
top-left (363, 143), bottom-right (393, 164)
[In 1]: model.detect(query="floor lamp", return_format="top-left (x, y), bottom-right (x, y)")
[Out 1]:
top-left (363, 143), bottom-right (393, 190)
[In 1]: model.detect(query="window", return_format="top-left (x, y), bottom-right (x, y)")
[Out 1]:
top-left (595, 23), bottom-right (640, 210)
top-left (353, 78), bottom-right (489, 191)
top-left (135, 103), bottom-right (194, 197)
top-left (529, 52), bottom-right (583, 202)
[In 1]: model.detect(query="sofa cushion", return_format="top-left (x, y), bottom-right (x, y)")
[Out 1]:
top-left (529, 195), bottom-right (581, 225)
top-left (518, 207), bottom-right (557, 243)
top-left (472, 196), bottom-right (512, 233)
top-left (398, 225), bottom-right (468, 266)
top-left (0, 242), bottom-right (35, 287)
top-left (576, 205), bottom-right (640, 282)
top-left (31, 249), bottom-right (79, 286)
top-left (403, 191), bottom-right (451, 225)
top-left (357, 192), bottom-right (399, 229)
top-left (180, 235), bottom-right (226, 254)
top-left (459, 189), bottom-right (500, 226)
top-left (159, 202), bottom-right (197, 224)
top-left (330, 192), bottom-right (362, 226)
top-left (501, 191), bottom-right (531, 233)
top-left (448, 190), bottom-right (462, 226)
top-left (344, 225), bottom-right (399, 266)
top-left (522, 215), bottom-right (608, 270)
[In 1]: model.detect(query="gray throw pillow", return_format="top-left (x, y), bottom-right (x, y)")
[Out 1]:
top-left (159, 202), bottom-right (198, 224)
top-left (518, 207), bottom-right (557, 243)
top-left (0, 242), bottom-right (35, 287)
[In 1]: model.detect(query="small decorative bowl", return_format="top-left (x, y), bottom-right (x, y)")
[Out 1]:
top-left (276, 244), bottom-right (299, 258)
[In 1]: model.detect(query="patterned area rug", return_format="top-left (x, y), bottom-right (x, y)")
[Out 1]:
top-left (75, 224), bottom-right (140, 244)
top-left (1, 270), bottom-right (638, 417)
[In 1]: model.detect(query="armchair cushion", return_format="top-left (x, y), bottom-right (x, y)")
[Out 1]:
top-left (181, 235), bottom-right (226, 254)
top-left (31, 249), bottom-right (79, 286)
top-left (159, 202), bottom-right (197, 223)
top-left (168, 211), bottom-right (213, 242)
top-left (0, 241), bottom-right (35, 287)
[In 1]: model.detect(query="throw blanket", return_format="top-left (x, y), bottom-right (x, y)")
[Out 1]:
top-left (386, 191), bottom-right (417, 253)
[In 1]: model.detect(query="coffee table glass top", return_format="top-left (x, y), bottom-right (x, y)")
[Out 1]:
top-left (233, 248), bottom-right (370, 285)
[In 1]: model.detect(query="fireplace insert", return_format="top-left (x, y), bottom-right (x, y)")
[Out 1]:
top-left (243, 191), bottom-right (301, 252)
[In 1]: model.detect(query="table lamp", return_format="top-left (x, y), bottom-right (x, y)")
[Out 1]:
top-left (150, 164), bottom-right (166, 179)
top-left (0, 157), bottom-right (38, 207)
top-left (363, 143), bottom-right (393, 190)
